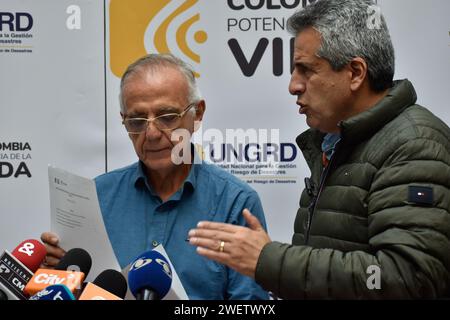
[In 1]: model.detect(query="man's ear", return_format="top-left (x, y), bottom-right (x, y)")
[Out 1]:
top-left (193, 100), bottom-right (205, 132)
top-left (348, 57), bottom-right (368, 92)
top-left (194, 100), bottom-right (206, 122)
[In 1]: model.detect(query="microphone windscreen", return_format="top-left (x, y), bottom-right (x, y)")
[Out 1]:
top-left (128, 250), bottom-right (172, 299)
top-left (29, 284), bottom-right (76, 300)
top-left (93, 269), bottom-right (128, 299)
top-left (11, 239), bottom-right (47, 272)
top-left (55, 248), bottom-right (92, 276)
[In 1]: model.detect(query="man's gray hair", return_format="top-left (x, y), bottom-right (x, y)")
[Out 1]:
top-left (120, 53), bottom-right (202, 113)
top-left (287, 0), bottom-right (395, 92)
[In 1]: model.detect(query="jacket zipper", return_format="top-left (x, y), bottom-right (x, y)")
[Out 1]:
top-left (304, 150), bottom-right (337, 245)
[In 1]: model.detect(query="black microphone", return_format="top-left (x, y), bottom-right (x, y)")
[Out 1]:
top-left (55, 248), bottom-right (92, 274)
top-left (127, 250), bottom-right (173, 300)
top-left (78, 269), bottom-right (127, 300)
top-left (24, 248), bottom-right (92, 297)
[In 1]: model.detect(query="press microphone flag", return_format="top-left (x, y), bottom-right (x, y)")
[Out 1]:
top-left (78, 269), bottom-right (127, 300)
top-left (0, 239), bottom-right (47, 300)
top-left (29, 284), bottom-right (76, 300)
top-left (11, 239), bottom-right (47, 273)
top-left (0, 250), bottom-right (34, 300)
top-left (24, 248), bottom-right (91, 296)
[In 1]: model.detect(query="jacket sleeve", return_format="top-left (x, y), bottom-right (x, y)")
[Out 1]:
top-left (255, 134), bottom-right (450, 299)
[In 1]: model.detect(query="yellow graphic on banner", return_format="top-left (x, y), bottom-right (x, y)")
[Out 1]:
top-left (110, 0), bottom-right (207, 78)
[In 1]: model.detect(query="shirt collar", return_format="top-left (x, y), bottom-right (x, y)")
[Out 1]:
top-left (132, 144), bottom-right (202, 200)
top-left (321, 133), bottom-right (341, 160)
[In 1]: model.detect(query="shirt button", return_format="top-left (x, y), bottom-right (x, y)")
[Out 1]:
top-left (152, 240), bottom-right (159, 247)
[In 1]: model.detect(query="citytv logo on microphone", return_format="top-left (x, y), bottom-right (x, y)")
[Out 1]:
top-left (109, 0), bottom-right (207, 78)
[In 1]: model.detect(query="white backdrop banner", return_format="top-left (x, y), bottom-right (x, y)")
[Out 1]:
top-left (0, 0), bottom-right (105, 251)
top-left (1, 0), bottom-right (449, 258)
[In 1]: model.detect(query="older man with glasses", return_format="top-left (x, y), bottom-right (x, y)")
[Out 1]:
top-left (40, 53), bottom-right (269, 300)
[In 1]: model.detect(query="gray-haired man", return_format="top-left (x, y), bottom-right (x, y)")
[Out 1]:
top-left (41, 53), bottom-right (269, 300)
top-left (189, 0), bottom-right (450, 299)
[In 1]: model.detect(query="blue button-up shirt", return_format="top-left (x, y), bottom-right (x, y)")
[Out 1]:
top-left (95, 159), bottom-right (269, 300)
top-left (322, 133), bottom-right (341, 160)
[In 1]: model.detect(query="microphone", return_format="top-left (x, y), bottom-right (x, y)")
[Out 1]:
top-left (29, 284), bottom-right (75, 300)
top-left (78, 269), bottom-right (127, 300)
top-left (54, 248), bottom-right (92, 273)
top-left (127, 250), bottom-right (172, 300)
top-left (11, 239), bottom-right (47, 273)
top-left (0, 239), bottom-right (47, 300)
top-left (24, 248), bottom-right (92, 297)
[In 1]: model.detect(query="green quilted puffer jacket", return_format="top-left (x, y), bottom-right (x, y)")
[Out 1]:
top-left (255, 79), bottom-right (450, 299)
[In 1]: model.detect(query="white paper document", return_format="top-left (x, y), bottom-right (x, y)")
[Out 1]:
top-left (48, 166), bottom-right (189, 299)
top-left (48, 166), bottom-right (121, 282)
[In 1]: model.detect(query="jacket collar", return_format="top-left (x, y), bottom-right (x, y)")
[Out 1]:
top-left (338, 79), bottom-right (417, 145)
top-left (296, 79), bottom-right (417, 166)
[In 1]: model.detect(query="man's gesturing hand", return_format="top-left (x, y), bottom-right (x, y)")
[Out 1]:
top-left (188, 209), bottom-right (271, 278)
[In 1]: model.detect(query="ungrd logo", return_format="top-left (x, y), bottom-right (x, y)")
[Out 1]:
top-left (0, 12), bottom-right (33, 32)
top-left (110, 0), bottom-right (207, 78)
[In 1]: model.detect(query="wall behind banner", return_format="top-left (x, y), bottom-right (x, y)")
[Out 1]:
top-left (1, 0), bottom-right (449, 261)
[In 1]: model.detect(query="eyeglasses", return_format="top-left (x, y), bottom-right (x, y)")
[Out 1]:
top-left (122, 103), bottom-right (196, 134)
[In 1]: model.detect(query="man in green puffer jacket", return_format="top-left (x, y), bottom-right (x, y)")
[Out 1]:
top-left (188, 0), bottom-right (450, 299)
